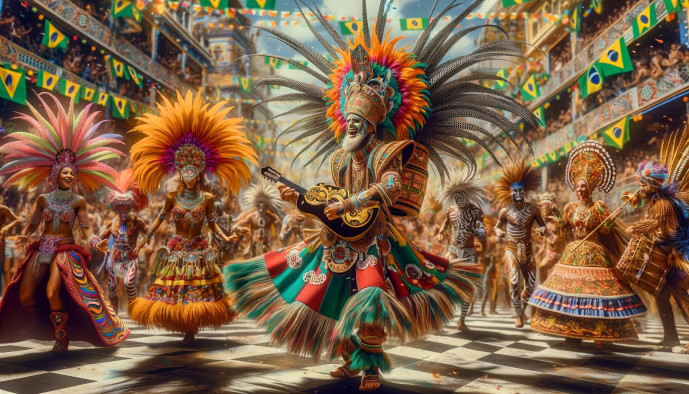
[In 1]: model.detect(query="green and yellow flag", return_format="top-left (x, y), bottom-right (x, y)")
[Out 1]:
top-left (59, 79), bottom-right (81, 103)
top-left (42, 20), bottom-right (68, 49)
top-left (632, 3), bottom-right (657, 39)
top-left (570, 4), bottom-right (581, 32)
top-left (111, 95), bottom-right (130, 119)
top-left (663, 0), bottom-right (681, 13)
top-left (494, 68), bottom-right (508, 90)
top-left (264, 56), bottom-right (282, 68)
top-left (37, 70), bottom-right (60, 91)
top-left (400, 18), bottom-right (428, 31)
top-left (595, 37), bottom-right (633, 77)
top-left (533, 106), bottom-right (545, 128)
top-left (288, 60), bottom-right (309, 70)
top-left (97, 91), bottom-right (109, 106)
top-left (340, 20), bottom-right (363, 35)
top-left (520, 74), bottom-right (540, 101)
top-left (0, 64), bottom-right (26, 105)
top-left (82, 86), bottom-right (96, 102)
top-left (578, 63), bottom-right (604, 99)
top-left (112, 0), bottom-right (142, 23)
top-left (591, 0), bottom-right (603, 14)
top-left (200, 0), bottom-right (229, 8)
top-left (127, 65), bottom-right (143, 88)
top-left (602, 116), bottom-right (630, 149)
top-left (239, 77), bottom-right (252, 92)
top-left (245, 0), bottom-right (276, 9)
top-left (110, 58), bottom-right (127, 79)
top-left (502, 0), bottom-right (531, 6)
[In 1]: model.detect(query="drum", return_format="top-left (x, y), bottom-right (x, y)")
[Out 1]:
top-left (617, 235), bottom-right (670, 296)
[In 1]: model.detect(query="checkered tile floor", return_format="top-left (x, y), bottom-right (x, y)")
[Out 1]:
top-left (1, 307), bottom-right (689, 393)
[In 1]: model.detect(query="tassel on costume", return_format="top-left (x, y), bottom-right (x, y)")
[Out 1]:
top-left (128, 297), bottom-right (235, 333)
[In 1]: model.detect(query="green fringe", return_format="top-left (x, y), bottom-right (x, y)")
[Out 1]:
top-left (223, 257), bottom-right (283, 319)
top-left (350, 347), bottom-right (392, 373)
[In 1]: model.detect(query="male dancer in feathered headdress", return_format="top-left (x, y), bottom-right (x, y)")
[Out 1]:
top-left (236, 182), bottom-right (283, 258)
top-left (494, 163), bottom-right (546, 328)
top-left (436, 169), bottom-right (486, 332)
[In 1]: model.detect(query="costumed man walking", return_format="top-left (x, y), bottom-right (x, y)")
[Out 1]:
top-left (619, 130), bottom-right (689, 351)
top-left (224, 0), bottom-right (539, 390)
top-left (535, 193), bottom-right (567, 283)
top-left (436, 169), bottom-right (486, 332)
top-left (236, 182), bottom-right (283, 258)
top-left (494, 163), bottom-right (546, 328)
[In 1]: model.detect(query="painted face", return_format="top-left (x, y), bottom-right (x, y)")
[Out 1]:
top-left (58, 167), bottom-right (75, 190)
top-left (453, 191), bottom-right (468, 207)
top-left (511, 184), bottom-right (524, 202)
top-left (183, 174), bottom-right (198, 190)
top-left (110, 191), bottom-right (135, 216)
top-left (575, 179), bottom-right (590, 201)
top-left (342, 113), bottom-right (373, 153)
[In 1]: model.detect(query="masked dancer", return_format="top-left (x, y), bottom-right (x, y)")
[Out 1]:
top-left (224, 1), bottom-right (539, 390)
top-left (128, 90), bottom-right (257, 344)
top-left (0, 93), bottom-right (129, 351)
top-left (620, 130), bottom-right (689, 351)
top-left (529, 140), bottom-right (646, 346)
top-left (100, 169), bottom-right (152, 312)
top-left (436, 169), bottom-right (486, 332)
top-left (494, 162), bottom-right (546, 327)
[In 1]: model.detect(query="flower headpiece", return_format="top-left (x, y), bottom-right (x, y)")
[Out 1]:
top-left (129, 90), bottom-right (258, 196)
top-left (566, 140), bottom-right (616, 193)
top-left (494, 162), bottom-right (540, 207)
top-left (109, 169), bottom-right (148, 212)
top-left (248, 0), bottom-right (539, 181)
top-left (0, 93), bottom-right (124, 191)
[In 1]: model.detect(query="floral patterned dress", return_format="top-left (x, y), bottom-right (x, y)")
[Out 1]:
top-left (528, 201), bottom-right (646, 341)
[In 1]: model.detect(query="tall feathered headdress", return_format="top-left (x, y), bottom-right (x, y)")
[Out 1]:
top-left (242, 182), bottom-right (284, 215)
top-left (0, 92), bottom-right (124, 191)
top-left (129, 90), bottom-right (258, 196)
top-left (109, 169), bottom-right (148, 212)
top-left (494, 161), bottom-right (540, 207)
top-left (637, 129), bottom-right (689, 194)
top-left (248, 0), bottom-right (538, 181)
top-left (437, 168), bottom-right (486, 209)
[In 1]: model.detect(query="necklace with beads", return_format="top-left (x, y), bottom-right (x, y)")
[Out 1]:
top-left (175, 188), bottom-right (205, 210)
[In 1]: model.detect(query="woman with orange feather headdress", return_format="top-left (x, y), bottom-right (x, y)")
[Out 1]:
top-left (127, 90), bottom-right (257, 344)
top-left (99, 169), bottom-right (153, 313)
top-left (0, 93), bottom-right (129, 352)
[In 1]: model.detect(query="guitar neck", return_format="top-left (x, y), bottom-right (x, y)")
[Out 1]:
top-left (278, 176), bottom-right (308, 196)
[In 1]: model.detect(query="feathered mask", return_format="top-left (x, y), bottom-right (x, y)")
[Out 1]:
top-left (129, 90), bottom-right (258, 196)
top-left (0, 92), bottom-right (124, 192)
top-left (109, 169), bottom-right (148, 212)
top-left (248, 0), bottom-right (538, 181)
top-left (437, 168), bottom-right (486, 209)
top-left (494, 162), bottom-right (540, 207)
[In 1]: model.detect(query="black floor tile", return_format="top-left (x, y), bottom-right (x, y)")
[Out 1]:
top-left (0, 372), bottom-right (93, 394)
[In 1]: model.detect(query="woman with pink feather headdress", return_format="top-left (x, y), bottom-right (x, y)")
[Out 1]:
top-left (0, 93), bottom-right (130, 351)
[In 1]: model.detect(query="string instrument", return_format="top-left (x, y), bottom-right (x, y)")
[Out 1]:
top-left (261, 166), bottom-right (378, 241)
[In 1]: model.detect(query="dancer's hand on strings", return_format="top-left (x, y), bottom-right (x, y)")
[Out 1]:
top-left (325, 201), bottom-right (344, 220)
top-left (278, 185), bottom-right (298, 205)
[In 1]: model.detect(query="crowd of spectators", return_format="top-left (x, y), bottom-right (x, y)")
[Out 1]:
top-left (575, 0), bottom-right (637, 50)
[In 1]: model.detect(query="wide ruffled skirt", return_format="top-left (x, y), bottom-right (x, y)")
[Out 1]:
top-left (528, 240), bottom-right (646, 341)
top-left (0, 242), bottom-right (129, 346)
top-left (224, 224), bottom-right (481, 362)
top-left (129, 235), bottom-right (235, 333)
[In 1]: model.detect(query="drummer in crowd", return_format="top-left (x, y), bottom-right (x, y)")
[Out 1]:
top-left (624, 137), bottom-right (689, 351)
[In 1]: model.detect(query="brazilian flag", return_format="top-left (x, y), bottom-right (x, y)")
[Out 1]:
top-left (288, 60), bottom-right (309, 70)
top-left (37, 70), bottom-right (60, 91)
top-left (239, 77), bottom-right (252, 92)
top-left (570, 4), bottom-right (581, 32)
top-left (97, 91), bottom-right (109, 106)
top-left (502, 0), bottom-right (532, 6)
top-left (520, 74), bottom-right (540, 101)
top-left (602, 117), bottom-right (630, 149)
top-left (264, 56), bottom-right (282, 68)
top-left (245, 0), bottom-right (276, 9)
top-left (400, 18), bottom-right (428, 31)
top-left (0, 64), bottom-right (26, 105)
top-left (533, 106), bottom-right (545, 128)
top-left (591, 0), bottom-right (602, 14)
top-left (112, 0), bottom-right (142, 23)
top-left (494, 68), bottom-right (508, 90)
top-left (632, 3), bottom-right (657, 39)
top-left (340, 20), bottom-right (363, 35)
top-left (59, 79), bottom-right (81, 103)
top-left (111, 95), bottom-right (130, 119)
top-left (42, 20), bottom-right (68, 49)
top-left (578, 64), bottom-right (604, 99)
top-left (596, 37), bottom-right (633, 77)
top-left (110, 58), bottom-right (127, 79)
top-left (82, 86), bottom-right (96, 102)
top-left (663, 0), bottom-right (681, 13)
top-left (126, 65), bottom-right (143, 88)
